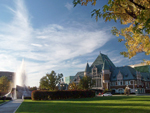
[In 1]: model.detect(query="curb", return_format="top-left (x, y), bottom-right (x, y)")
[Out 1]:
top-left (0, 100), bottom-right (12, 106)
top-left (13, 100), bottom-right (24, 113)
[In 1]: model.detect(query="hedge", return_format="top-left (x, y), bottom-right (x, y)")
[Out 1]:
top-left (0, 97), bottom-right (12, 100)
top-left (24, 97), bottom-right (31, 99)
top-left (31, 90), bottom-right (95, 100)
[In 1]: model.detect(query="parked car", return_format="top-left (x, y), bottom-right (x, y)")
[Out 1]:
top-left (102, 92), bottom-right (112, 96)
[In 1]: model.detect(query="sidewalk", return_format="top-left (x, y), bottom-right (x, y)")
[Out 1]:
top-left (0, 99), bottom-right (23, 113)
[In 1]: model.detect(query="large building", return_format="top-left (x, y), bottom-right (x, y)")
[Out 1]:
top-left (0, 71), bottom-right (15, 82)
top-left (64, 76), bottom-right (75, 85)
top-left (71, 53), bottom-right (150, 94)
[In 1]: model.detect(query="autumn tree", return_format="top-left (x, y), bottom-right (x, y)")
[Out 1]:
top-left (0, 76), bottom-right (10, 92)
top-left (78, 76), bottom-right (95, 90)
top-left (73, 0), bottom-right (150, 63)
top-left (68, 82), bottom-right (78, 90)
top-left (39, 71), bottom-right (63, 90)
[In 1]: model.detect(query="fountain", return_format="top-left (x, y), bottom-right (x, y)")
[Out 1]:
top-left (5, 60), bottom-right (31, 99)
top-left (13, 59), bottom-right (31, 99)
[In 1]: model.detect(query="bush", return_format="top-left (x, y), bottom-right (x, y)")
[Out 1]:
top-left (24, 97), bottom-right (31, 99)
top-left (0, 91), bottom-right (7, 97)
top-left (0, 96), bottom-right (12, 100)
top-left (31, 90), bottom-right (95, 100)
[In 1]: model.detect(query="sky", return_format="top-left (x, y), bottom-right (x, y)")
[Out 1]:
top-left (0, 0), bottom-right (149, 87)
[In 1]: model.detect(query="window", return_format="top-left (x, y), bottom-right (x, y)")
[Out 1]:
top-left (121, 81), bottom-right (123, 85)
top-left (125, 81), bottom-right (128, 85)
top-left (111, 82), bottom-right (116, 86)
top-left (92, 67), bottom-right (97, 76)
top-left (114, 82), bottom-right (116, 86)
top-left (117, 81), bottom-right (121, 85)
top-left (129, 81), bottom-right (131, 85)
top-left (137, 80), bottom-right (139, 85)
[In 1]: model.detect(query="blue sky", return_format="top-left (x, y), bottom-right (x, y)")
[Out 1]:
top-left (0, 0), bottom-right (149, 87)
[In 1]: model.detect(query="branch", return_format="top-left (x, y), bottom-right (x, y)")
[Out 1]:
top-left (125, 9), bottom-right (137, 19)
top-left (129, 0), bottom-right (146, 10)
top-left (118, 4), bottom-right (137, 19)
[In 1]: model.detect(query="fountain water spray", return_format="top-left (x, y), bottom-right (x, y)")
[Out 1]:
top-left (13, 59), bottom-right (31, 99)
top-left (15, 59), bottom-right (26, 87)
top-left (4, 60), bottom-right (31, 99)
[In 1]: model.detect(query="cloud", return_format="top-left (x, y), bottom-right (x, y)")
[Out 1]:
top-left (31, 43), bottom-right (42, 47)
top-left (65, 3), bottom-right (73, 11)
top-left (0, 0), bottom-right (112, 87)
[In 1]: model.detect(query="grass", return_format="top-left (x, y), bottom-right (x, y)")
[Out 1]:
top-left (16, 96), bottom-right (150, 113)
top-left (0, 100), bottom-right (9, 105)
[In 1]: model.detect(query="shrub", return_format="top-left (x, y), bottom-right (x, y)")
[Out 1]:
top-left (24, 97), bottom-right (31, 99)
top-left (0, 97), bottom-right (12, 100)
top-left (31, 90), bottom-right (95, 100)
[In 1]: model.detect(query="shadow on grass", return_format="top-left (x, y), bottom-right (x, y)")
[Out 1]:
top-left (62, 96), bottom-right (150, 101)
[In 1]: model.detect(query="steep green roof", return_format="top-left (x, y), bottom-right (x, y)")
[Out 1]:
top-left (141, 72), bottom-right (150, 81)
top-left (91, 53), bottom-right (104, 66)
top-left (91, 53), bottom-right (116, 70)
top-left (134, 65), bottom-right (150, 73)
top-left (71, 71), bottom-right (84, 83)
top-left (85, 63), bottom-right (90, 72)
top-left (111, 66), bottom-right (136, 81)
top-left (102, 60), bottom-right (110, 70)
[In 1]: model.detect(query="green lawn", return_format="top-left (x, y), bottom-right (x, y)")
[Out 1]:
top-left (0, 100), bottom-right (9, 104)
top-left (16, 96), bottom-right (150, 113)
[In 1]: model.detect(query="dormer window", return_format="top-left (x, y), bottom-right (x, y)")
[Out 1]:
top-left (93, 70), bottom-right (96, 73)
top-left (136, 71), bottom-right (141, 80)
top-left (125, 81), bottom-right (128, 85)
top-left (117, 71), bottom-right (123, 81)
top-left (92, 66), bottom-right (97, 77)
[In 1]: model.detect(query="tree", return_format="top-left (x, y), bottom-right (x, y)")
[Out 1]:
top-left (68, 82), bottom-right (78, 90)
top-left (28, 86), bottom-right (38, 91)
top-left (39, 71), bottom-right (63, 90)
top-left (73, 0), bottom-right (150, 63)
top-left (78, 76), bottom-right (95, 90)
top-left (0, 76), bottom-right (10, 92)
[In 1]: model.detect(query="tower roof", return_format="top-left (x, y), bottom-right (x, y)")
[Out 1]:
top-left (85, 63), bottom-right (90, 72)
top-left (91, 53), bottom-right (116, 69)
top-left (102, 60), bottom-right (110, 70)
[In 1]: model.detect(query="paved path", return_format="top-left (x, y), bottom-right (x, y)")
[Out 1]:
top-left (0, 99), bottom-right (23, 113)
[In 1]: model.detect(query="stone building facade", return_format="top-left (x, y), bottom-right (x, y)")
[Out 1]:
top-left (71, 53), bottom-right (150, 94)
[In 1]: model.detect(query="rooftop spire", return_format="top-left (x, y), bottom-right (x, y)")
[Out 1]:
top-left (85, 62), bottom-right (90, 72)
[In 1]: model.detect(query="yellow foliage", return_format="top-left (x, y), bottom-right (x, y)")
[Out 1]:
top-left (68, 82), bottom-right (78, 90)
top-left (74, 0), bottom-right (150, 62)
